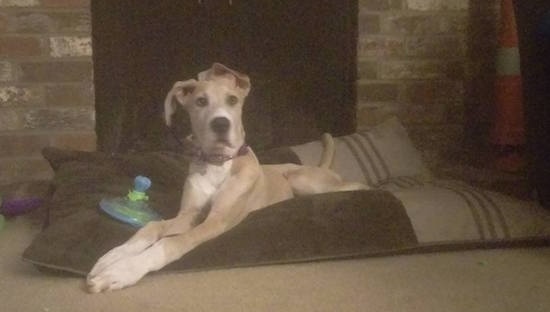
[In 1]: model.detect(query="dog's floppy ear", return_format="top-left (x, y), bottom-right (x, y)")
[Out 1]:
top-left (164, 79), bottom-right (197, 126)
top-left (198, 63), bottom-right (251, 96)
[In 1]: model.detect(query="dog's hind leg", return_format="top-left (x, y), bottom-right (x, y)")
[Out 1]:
top-left (284, 166), bottom-right (369, 196)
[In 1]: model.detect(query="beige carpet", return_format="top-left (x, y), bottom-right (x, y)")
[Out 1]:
top-left (1, 217), bottom-right (549, 312)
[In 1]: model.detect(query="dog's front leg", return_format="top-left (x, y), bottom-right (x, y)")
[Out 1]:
top-left (147, 171), bottom-right (260, 266)
top-left (87, 211), bottom-right (239, 293)
top-left (87, 166), bottom-right (259, 292)
top-left (87, 181), bottom-right (209, 293)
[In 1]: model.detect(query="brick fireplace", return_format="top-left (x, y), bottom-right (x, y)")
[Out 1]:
top-left (0, 0), bottom-right (497, 184)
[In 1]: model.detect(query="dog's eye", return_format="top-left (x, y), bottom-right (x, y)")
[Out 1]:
top-left (196, 97), bottom-right (208, 107)
top-left (226, 95), bottom-right (239, 106)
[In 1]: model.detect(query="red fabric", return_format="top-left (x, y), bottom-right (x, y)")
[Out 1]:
top-left (492, 0), bottom-right (525, 147)
top-left (499, 0), bottom-right (519, 48)
top-left (491, 76), bottom-right (525, 146)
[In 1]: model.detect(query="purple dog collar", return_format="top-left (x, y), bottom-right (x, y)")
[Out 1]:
top-left (196, 144), bottom-right (249, 164)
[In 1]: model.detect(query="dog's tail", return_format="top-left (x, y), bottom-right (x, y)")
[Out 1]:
top-left (319, 133), bottom-right (335, 169)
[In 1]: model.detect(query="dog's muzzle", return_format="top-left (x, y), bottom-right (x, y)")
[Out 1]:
top-left (210, 117), bottom-right (230, 136)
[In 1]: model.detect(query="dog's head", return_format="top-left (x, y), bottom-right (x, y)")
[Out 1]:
top-left (164, 63), bottom-right (251, 157)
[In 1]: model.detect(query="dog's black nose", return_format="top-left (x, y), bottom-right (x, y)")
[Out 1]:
top-left (210, 117), bottom-right (230, 134)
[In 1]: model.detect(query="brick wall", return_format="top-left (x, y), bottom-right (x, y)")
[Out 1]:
top-left (0, 0), bottom-right (95, 184)
top-left (357, 0), bottom-right (497, 167)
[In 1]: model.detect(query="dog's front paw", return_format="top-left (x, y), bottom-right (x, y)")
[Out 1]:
top-left (88, 244), bottom-right (134, 279)
top-left (87, 256), bottom-right (148, 293)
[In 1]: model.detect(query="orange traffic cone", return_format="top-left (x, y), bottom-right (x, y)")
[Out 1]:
top-left (490, 0), bottom-right (526, 172)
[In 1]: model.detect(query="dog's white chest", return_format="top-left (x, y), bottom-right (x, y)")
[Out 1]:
top-left (187, 160), bottom-right (232, 197)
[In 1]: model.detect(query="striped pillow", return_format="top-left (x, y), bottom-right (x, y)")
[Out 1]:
top-left (379, 177), bottom-right (550, 243)
top-left (290, 117), bottom-right (432, 186)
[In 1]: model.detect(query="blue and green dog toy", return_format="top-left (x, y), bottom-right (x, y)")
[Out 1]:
top-left (99, 176), bottom-right (161, 227)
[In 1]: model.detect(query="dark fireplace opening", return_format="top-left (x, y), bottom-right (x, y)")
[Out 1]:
top-left (91, 0), bottom-right (358, 153)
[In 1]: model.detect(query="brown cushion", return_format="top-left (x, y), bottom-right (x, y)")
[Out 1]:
top-left (24, 189), bottom-right (415, 275)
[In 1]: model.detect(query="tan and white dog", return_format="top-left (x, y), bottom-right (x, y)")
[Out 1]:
top-left (86, 63), bottom-right (368, 292)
